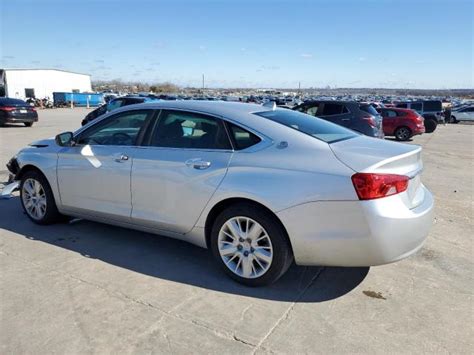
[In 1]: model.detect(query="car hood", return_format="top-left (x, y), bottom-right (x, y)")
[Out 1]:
top-left (28, 138), bottom-right (55, 147)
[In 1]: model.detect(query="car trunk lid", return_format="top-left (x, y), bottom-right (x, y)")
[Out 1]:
top-left (330, 136), bottom-right (424, 209)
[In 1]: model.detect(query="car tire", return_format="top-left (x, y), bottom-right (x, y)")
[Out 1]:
top-left (394, 126), bottom-right (412, 141)
top-left (450, 116), bottom-right (458, 124)
top-left (20, 170), bottom-right (64, 225)
top-left (424, 118), bottom-right (437, 133)
top-left (210, 203), bottom-right (294, 286)
top-left (24, 122), bottom-right (33, 127)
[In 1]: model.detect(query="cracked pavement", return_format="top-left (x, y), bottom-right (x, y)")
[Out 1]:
top-left (0, 109), bottom-right (473, 353)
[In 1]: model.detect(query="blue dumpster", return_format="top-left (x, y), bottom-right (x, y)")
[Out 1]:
top-left (53, 92), bottom-right (104, 107)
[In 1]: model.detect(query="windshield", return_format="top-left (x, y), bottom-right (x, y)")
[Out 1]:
top-left (255, 109), bottom-right (358, 143)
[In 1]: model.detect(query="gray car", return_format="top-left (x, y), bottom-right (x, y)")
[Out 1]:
top-left (293, 100), bottom-right (384, 138)
top-left (5, 101), bottom-right (434, 286)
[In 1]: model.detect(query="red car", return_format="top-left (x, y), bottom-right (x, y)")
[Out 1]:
top-left (378, 108), bottom-right (425, 141)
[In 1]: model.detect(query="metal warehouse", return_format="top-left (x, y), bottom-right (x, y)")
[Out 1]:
top-left (0, 68), bottom-right (92, 100)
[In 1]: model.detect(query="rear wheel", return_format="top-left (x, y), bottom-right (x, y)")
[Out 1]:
top-left (20, 170), bottom-right (63, 225)
top-left (394, 126), bottom-right (412, 141)
top-left (424, 118), bottom-right (437, 133)
top-left (24, 122), bottom-right (33, 127)
top-left (450, 116), bottom-right (458, 124)
top-left (210, 203), bottom-right (293, 286)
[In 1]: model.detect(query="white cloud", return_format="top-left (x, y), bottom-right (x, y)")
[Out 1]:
top-left (301, 53), bottom-right (313, 58)
top-left (358, 57), bottom-right (366, 62)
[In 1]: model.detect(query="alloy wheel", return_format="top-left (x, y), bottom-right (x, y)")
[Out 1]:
top-left (217, 216), bottom-right (273, 279)
top-left (397, 127), bottom-right (411, 140)
top-left (22, 178), bottom-right (47, 220)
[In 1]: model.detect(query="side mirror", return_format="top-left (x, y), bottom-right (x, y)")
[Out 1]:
top-left (55, 132), bottom-right (74, 146)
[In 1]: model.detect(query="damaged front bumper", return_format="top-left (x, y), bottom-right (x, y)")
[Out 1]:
top-left (1, 156), bottom-right (20, 199)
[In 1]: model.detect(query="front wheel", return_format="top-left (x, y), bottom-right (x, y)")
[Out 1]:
top-left (210, 203), bottom-right (294, 286)
top-left (20, 170), bottom-right (63, 225)
top-left (24, 122), bottom-right (33, 127)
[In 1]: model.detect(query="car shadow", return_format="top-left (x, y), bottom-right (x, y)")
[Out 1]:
top-left (0, 196), bottom-right (369, 302)
top-left (384, 137), bottom-right (413, 142)
top-left (0, 123), bottom-right (30, 128)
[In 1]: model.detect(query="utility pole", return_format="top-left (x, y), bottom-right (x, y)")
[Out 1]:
top-left (202, 74), bottom-right (205, 90)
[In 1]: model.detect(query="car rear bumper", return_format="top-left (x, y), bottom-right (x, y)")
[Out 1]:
top-left (1, 117), bottom-right (38, 123)
top-left (277, 185), bottom-right (434, 266)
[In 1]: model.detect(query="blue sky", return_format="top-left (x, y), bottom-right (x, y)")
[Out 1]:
top-left (1, 0), bottom-right (472, 88)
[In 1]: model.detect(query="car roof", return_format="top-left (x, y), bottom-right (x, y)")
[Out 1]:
top-left (119, 100), bottom-right (270, 116)
top-left (108, 100), bottom-right (275, 132)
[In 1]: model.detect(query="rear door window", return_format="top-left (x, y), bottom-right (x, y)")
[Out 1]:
top-left (306, 104), bottom-right (320, 116)
top-left (227, 123), bottom-right (261, 150)
top-left (150, 110), bottom-right (231, 149)
top-left (382, 110), bottom-right (397, 118)
top-left (410, 103), bottom-right (423, 112)
top-left (321, 103), bottom-right (344, 116)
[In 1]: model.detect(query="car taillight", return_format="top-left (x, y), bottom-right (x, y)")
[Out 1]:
top-left (351, 173), bottom-right (409, 200)
top-left (362, 115), bottom-right (376, 127)
top-left (0, 106), bottom-right (16, 112)
top-left (29, 107), bottom-right (36, 111)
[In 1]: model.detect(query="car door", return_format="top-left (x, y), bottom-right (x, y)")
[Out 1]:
top-left (319, 103), bottom-right (352, 128)
top-left (461, 107), bottom-right (474, 121)
top-left (57, 109), bottom-right (154, 220)
top-left (130, 109), bottom-right (233, 234)
top-left (381, 109), bottom-right (398, 135)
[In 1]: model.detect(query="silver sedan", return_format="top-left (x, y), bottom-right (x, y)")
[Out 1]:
top-left (5, 101), bottom-right (434, 286)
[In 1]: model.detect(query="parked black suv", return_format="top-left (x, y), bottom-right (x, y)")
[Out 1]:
top-left (293, 100), bottom-right (383, 138)
top-left (394, 100), bottom-right (442, 133)
top-left (81, 96), bottom-right (156, 126)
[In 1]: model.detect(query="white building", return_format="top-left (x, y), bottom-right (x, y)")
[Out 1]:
top-left (0, 68), bottom-right (92, 100)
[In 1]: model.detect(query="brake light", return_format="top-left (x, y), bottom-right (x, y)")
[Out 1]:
top-left (0, 106), bottom-right (16, 112)
top-left (362, 115), bottom-right (376, 127)
top-left (29, 107), bottom-right (36, 111)
top-left (351, 173), bottom-right (409, 200)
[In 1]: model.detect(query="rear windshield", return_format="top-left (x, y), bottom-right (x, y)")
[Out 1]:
top-left (359, 104), bottom-right (379, 116)
top-left (0, 98), bottom-right (27, 106)
top-left (255, 109), bottom-right (358, 143)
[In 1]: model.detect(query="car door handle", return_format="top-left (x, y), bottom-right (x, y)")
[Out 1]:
top-left (114, 154), bottom-right (129, 162)
top-left (185, 158), bottom-right (211, 170)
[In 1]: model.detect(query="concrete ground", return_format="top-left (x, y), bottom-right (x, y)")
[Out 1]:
top-left (0, 108), bottom-right (472, 354)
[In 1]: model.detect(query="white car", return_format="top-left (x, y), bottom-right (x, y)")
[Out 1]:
top-left (451, 106), bottom-right (474, 123)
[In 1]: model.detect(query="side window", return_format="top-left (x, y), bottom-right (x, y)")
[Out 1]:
top-left (306, 105), bottom-right (319, 116)
top-left (228, 123), bottom-right (261, 150)
top-left (342, 106), bottom-right (349, 114)
top-left (411, 103), bottom-right (423, 112)
top-left (396, 103), bottom-right (408, 108)
top-left (150, 110), bottom-right (231, 149)
top-left (77, 110), bottom-right (152, 146)
top-left (385, 110), bottom-right (397, 118)
top-left (107, 99), bottom-right (123, 112)
top-left (321, 103), bottom-right (343, 116)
